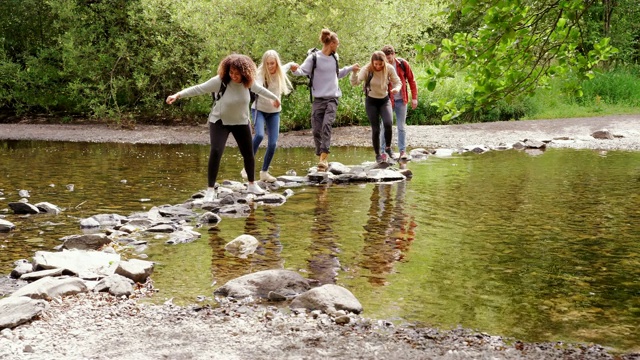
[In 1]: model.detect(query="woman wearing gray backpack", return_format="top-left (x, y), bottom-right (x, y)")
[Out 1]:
top-left (292, 28), bottom-right (360, 172)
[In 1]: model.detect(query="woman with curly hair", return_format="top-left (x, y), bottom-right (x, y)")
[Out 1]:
top-left (166, 54), bottom-right (280, 201)
top-left (240, 50), bottom-right (296, 183)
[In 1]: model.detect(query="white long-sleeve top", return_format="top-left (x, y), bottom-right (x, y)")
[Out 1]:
top-left (253, 62), bottom-right (294, 113)
top-left (292, 51), bottom-right (354, 98)
top-left (177, 76), bottom-right (278, 125)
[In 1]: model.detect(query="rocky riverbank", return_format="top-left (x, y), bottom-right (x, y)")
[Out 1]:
top-left (1, 116), bottom-right (640, 359)
top-left (1, 114), bottom-right (640, 151)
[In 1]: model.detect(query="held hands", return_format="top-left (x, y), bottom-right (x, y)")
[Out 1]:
top-left (352, 63), bottom-right (360, 72)
top-left (390, 88), bottom-right (400, 95)
top-left (166, 94), bottom-right (179, 104)
top-left (290, 63), bottom-right (299, 72)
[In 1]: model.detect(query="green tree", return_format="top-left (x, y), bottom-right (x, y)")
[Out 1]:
top-left (421, 0), bottom-right (618, 121)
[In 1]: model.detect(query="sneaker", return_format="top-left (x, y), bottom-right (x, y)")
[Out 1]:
top-left (385, 147), bottom-right (395, 160)
top-left (203, 188), bottom-right (217, 202)
top-left (399, 150), bottom-right (410, 160)
top-left (260, 171), bottom-right (277, 183)
top-left (247, 182), bottom-right (265, 195)
top-left (240, 168), bottom-right (248, 180)
top-left (377, 153), bottom-right (388, 163)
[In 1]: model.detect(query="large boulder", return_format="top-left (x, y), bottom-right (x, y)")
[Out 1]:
top-left (224, 235), bottom-right (259, 259)
top-left (591, 129), bottom-right (614, 140)
top-left (11, 276), bottom-right (88, 300)
top-left (115, 259), bottom-right (154, 283)
top-left (35, 202), bottom-right (63, 215)
top-left (214, 269), bottom-right (310, 299)
top-left (0, 296), bottom-right (48, 329)
top-left (20, 268), bottom-right (64, 282)
top-left (60, 233), bottom-right (111, 250)
top-left (94, 274), bottom-right (134, 297)
top-left (10, 259), bottom-right (33, 279)
top-left (8, 202), bottom-right (39, 215)
top-left (0, 219), bottom-right (16, 233)
top-left (290, 284), bottom-right (363, 315)
top-left (33, 249), bottom-right (120, 279)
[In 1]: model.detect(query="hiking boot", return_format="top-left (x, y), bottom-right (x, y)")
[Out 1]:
top-left (203, 188), bottom-right (217, 202)
top-left (240, 168), bottom-right (248, 181)
top-left (247, 182), bottom-right (265, 195)
top-left (260, 171), bottom-right (277, 183)
top-left (399, 150), bottom-right (410, 160)
top-left (317, 152), bottom-right (329, 172)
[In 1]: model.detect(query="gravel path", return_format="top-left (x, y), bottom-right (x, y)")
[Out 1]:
top-left (1, 116), bottom-right (639, 360)
top-left (1, 114), bottom-right (639, 151)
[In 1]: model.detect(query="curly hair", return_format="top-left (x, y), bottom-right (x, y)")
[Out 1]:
top-left (217, 54), bottom-right (257, 88)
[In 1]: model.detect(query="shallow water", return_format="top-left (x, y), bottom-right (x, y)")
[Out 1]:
top-left (1, 140), bottom-right (639, 353)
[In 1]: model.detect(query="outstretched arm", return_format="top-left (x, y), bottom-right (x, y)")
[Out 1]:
top-left (166, 76), bottom-right (222, 104)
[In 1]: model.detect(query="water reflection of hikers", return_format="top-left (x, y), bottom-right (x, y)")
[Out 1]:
top-left (240, 50), bottom-right (296, 183)
top-left (380, 45), bottom-right (418, 161)
top-left (208, 209), bottom-right (283, 282)
top-left (292, 28), bottom-right (360, 172)
top-left (350, 51), bottom-right (402, 163)
top-left (166, 54), bottom-right (280, 201)
top-left (360, 182), bottom-right (416, 286)
top-left (306, 187), bottom-right (340, 285)
top-left (243, 208), bottom-right (284, 269)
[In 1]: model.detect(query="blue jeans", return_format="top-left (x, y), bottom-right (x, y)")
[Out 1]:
top-left (251, 110), bottom-right (280, 171)
top-left (380, 99), bottom-right (407, 152)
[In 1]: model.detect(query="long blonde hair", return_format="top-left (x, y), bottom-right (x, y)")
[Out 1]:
top-left (256, 50), bottom-right (292, 96)
top-left (367, 51), bottom-right (389, 92)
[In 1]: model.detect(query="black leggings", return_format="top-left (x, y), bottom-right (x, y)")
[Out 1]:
top-left (208, 120), bottom-right (255, 186)
top-left (365, 96), bottom-right (393, 155)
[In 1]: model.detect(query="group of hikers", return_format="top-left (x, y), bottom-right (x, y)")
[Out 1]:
top-left (165, 28), bottom-right (418, 202)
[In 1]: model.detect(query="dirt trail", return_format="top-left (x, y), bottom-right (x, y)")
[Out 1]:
top-left (1, 114), bottom-right (639, 151)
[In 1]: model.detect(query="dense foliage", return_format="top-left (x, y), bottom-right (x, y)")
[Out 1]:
top-left (1, 0), bottom-right (638, 127)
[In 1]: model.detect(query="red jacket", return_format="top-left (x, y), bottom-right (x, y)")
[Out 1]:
top-left (390, 58), bottom-right (418, 107)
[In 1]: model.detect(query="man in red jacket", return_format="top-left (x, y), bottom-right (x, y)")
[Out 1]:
top-left (381, 45), bottom-right (418, 160)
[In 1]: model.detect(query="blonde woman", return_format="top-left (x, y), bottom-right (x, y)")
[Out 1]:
top-left (240, 50), bottom-right (296, 182)
top-left (166, 54), bottom-right (280, 201)
top-left (351, 51), bottom-right (402, 163)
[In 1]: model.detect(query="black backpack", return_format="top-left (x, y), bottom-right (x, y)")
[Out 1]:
top-left (395, 58), bottom-right (409, 89)
top-left (364, 70), bottom-right (375, 96)
top-left (307, 48), bottom-right (339, 103)
top-left (396, 57), bottom-right (407, 75)
top-left (212, 80), bottom-right (257, 106)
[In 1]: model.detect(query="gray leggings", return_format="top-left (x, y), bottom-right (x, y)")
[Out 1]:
top-left (365, 96), bottom-right (393, 156)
